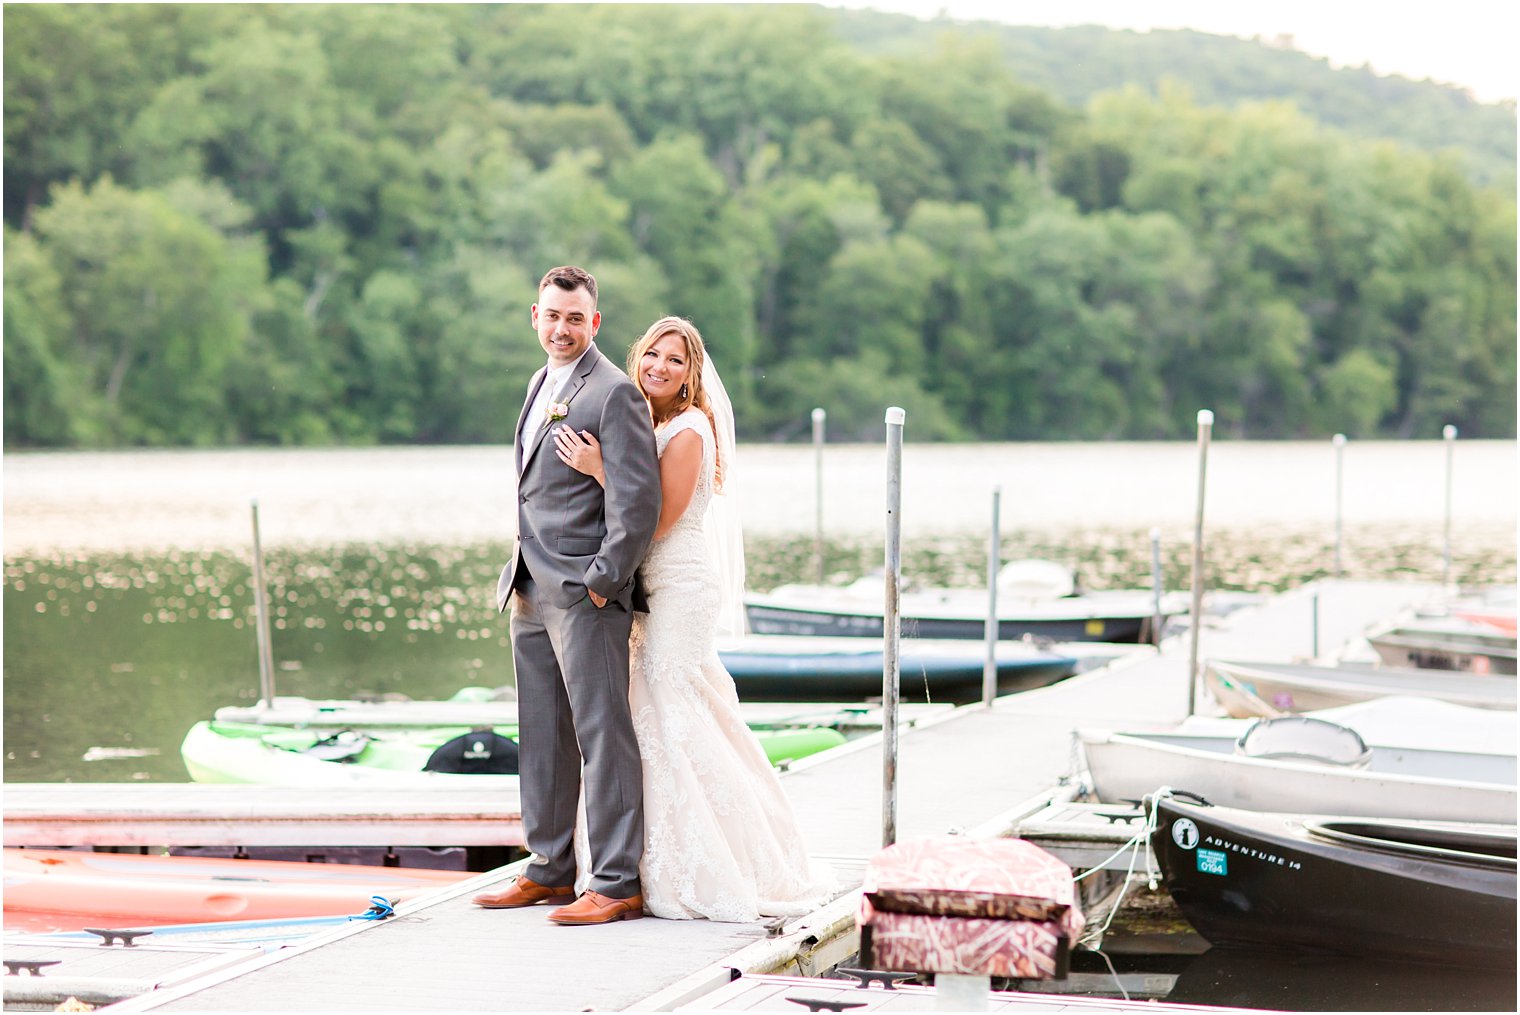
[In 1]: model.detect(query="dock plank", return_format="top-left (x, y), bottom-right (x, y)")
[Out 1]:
top-left (112, 873), bottom-right (820, 1013)
top-left (675, 971), bottom-right (1257, 1011)
top-left (3, 784), bottom-right (522, 847)
top-left (1, 938), bottom-right (266, 1009)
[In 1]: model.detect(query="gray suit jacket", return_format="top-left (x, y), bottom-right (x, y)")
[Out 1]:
top-left (497, 345), bottom-right (660, 613)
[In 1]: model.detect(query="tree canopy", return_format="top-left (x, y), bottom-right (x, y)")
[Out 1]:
top-left (5, 4), bottom-right (1514, 446)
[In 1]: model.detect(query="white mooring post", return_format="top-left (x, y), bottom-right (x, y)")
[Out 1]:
top-left (935, 972), bottom-right (990, 1012)
top-left (812, 407), bottom-right (826, 585)
top-left (1442, 424), bottom-right (1457, 590)
top-left (1187, 410), bottom-right (1213, 717)
top-left (882, 406), bottom-right (905, 849)
top-left (982, 486), bottom-right (1002, 707)
top-left (250, 499), bottom-right (277, 708)
top-left (1149, 527), bottom-right (1163, 647)
top-left (1333, 433), bottom-right (1346, 578)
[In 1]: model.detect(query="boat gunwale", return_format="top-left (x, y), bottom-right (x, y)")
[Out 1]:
top-left (1080, 728), bottom-right (1520, 792)
top-left (747, 591), bottom-right (1185, 624)
top-left (1304, 820), bottom-right (1520, 869)
top-left (1208, 658), bottom-right (1518, 698)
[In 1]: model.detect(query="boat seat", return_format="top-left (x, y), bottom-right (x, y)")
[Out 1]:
top-left (997, 558), bottom-right (1076, 599)
top-left (1234, 716), bottom-right (1372, 768)
top-left (301, 729), bottom-right (371, 762)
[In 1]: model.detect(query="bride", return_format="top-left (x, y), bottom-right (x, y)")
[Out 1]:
top-left (552, 315), bottom-right (833, 921)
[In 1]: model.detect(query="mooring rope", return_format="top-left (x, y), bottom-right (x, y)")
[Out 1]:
top-left (1070, 786), bottom-right (1176, 1001)
top-left (348, 895), bottom-right (396, 921)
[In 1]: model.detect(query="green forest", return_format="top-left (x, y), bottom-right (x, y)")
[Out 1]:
top-left (4, 3), bottom-right (1515, 446)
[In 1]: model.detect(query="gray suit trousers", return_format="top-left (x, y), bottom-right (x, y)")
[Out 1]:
top-left (510, 574), bottom-right (644, 898)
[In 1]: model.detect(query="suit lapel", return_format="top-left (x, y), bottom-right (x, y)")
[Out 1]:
top-left (516, 368), bottom-right (547, 475)
top-left (521, 347), bottom-right (600, 473)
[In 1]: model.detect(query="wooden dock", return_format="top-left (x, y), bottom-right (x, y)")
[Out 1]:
top-left (2, 784), bottom-right (524, 848)
top-left (48, 580), bottom-right (1440, 1011)
top-left (1, 937), bottom-right (267, 1010)
top-left (674, 971), bottom-right (1256, 1011)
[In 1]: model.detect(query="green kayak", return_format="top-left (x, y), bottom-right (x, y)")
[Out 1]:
top-left (181, 719), bottom-right (845, 786)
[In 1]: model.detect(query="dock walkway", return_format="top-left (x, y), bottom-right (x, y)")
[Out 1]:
top-left (99, 580), bottom-right (1433, 1012)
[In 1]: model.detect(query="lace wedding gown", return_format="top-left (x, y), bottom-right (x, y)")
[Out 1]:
top-left (623, 407), bottom-right (833, 921)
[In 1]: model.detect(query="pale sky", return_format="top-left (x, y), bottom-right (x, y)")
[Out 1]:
top-left (828, 0), bottom-right (1518, 104)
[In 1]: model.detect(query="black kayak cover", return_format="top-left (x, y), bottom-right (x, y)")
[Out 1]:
top-left (423, 729), bottom-right (520, 774)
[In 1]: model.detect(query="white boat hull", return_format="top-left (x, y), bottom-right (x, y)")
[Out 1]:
top-left (1079, 730), bottom-right (1517, 823)
top-left (1205, 658), bottom-right (1517, 718)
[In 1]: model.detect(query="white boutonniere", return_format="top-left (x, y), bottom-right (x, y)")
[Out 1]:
top-left (545, 401), bottom-right (570, 424)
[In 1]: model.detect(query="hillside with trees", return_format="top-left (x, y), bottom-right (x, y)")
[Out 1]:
top-left (827, 10), bottom-right (1517, 190)
top-left (5, 4), bottom-right (1514, 446)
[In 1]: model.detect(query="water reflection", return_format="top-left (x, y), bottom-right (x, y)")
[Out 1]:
top-left (5, 525), bottom-right (1516, 784)
top-left (3, 543), bottom-right (517, 783)
top-left (1168, 946), bottom-right (1517, 1012)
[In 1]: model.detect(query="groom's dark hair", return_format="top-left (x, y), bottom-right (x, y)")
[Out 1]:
top-left (539, 265), bottom-right (598, 307)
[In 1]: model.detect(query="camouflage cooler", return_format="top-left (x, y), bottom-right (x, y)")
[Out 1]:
top-left (857, 835), bottom-right (1084, 979)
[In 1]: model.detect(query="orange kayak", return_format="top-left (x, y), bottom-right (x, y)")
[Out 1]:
top-left (3, 848), bottom-right (470, 930)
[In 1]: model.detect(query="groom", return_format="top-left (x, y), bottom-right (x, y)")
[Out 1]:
top-left (473, 265), bottom-right (661, 925)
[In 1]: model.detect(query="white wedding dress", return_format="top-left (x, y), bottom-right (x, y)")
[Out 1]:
top-left (611, 407), bottom-right (833, 921)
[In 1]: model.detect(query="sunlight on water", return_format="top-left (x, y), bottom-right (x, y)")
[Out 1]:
top-left (3, 442), bottom-right (1514, 784)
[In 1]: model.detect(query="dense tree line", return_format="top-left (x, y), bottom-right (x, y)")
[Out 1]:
top-left (5, 4), bottom-right (1515, 446)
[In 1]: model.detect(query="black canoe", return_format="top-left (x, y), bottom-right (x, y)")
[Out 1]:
top-left (1150, 793), bottom-right (1517, 968)
top-left (717, 635), bottom-right (1078, 703)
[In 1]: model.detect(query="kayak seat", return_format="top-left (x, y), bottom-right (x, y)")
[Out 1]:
top-left (1234, 716), bottom-right (1371, 768)
top-left (301, 730), bottom-right (371, 763)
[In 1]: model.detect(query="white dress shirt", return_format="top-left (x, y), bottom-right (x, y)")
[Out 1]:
top-left (520, 347), bottom-right (593, 464)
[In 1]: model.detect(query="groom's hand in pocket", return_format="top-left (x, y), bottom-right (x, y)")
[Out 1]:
top-left (588, 590), bottom-right (608, 608)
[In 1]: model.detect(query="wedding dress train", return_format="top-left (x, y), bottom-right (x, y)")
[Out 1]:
top-left (580, 407), bottom-right (833, 921)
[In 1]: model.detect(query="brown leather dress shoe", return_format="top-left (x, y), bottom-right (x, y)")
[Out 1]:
top-left (471, 874), bottom-right (575, 909)
top-left (547, 890), bottom-right (645, 925)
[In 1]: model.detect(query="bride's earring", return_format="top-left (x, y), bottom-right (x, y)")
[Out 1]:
top-left (680, 383), bottom-right (689, 399)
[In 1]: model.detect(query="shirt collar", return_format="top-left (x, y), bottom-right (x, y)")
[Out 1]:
top-left (545, 345), bottom-right (594, 384)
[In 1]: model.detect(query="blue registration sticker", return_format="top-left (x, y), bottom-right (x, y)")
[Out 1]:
top-left (1196, 849), bottom-right (1228, 876)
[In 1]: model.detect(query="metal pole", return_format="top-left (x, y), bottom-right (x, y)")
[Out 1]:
top-left (1332, 433), bottom-right (1346, 578)
top-left (1187, 410), bottom-right (1213, 717)
top-left (812, 408), bottom-right (826, 585)
top-left (882, 406), bottom-right (905, 849)
top-left (1149, 527), bottom-right (1163, 647)
top-left (1442, 424), bottom-right (1457, 590)
top-left (250, 499), bottom-right (277, 708)
top-left (982, 486), bottom-right (1002, 707)
top-left (1311, 590), bottom-right (1320, 659)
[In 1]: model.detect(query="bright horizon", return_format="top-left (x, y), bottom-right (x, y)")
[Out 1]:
top-left (826, 0), bottom-right (1518, 104)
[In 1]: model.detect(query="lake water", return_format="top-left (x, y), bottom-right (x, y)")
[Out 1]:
top-left (5, 438), bottom-right (1515, 552)
top-left (4, 439), bottom-right (1514, 784)
top-left (3, 440), bottom-right (1515, 1010)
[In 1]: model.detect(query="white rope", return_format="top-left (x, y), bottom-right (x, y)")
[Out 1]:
top-left (1090, 945), bottom-right (1130, 1002)
top-left (1072, 786), bottom-right (1175, 998)
top-left (1072, 786), bottom-right (1171, 886)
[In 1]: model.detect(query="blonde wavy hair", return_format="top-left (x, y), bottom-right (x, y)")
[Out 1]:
top-left (627, 316), bottom-right (724, 491)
